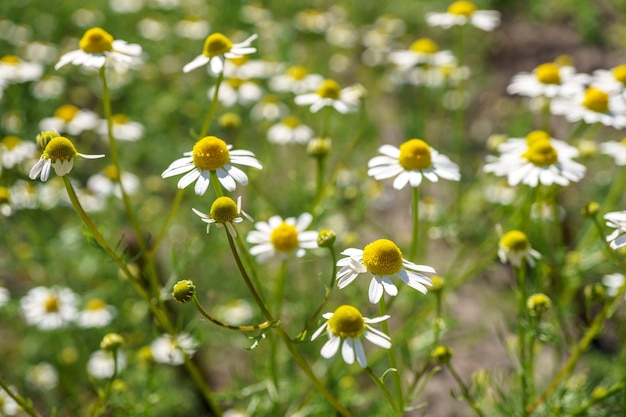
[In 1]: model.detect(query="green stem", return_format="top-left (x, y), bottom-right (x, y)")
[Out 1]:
top-left (210, 170), bottom-right (225, 197)
top-left (0, 377), bottom-right (42, 417)
top-left (193, 296), bottom-right (273, 331)
top-left (365, 367), bottom-right (401, 415)
top-left (200, 71), bottom-right (224, 138)
top-left (433, 291), bottom-right (443, 348)
top-left (147, 189), bottom-right (184, 256)
top-left (274, 260), bottom-right (288, 316)
top-left (515, 263), bottom-right (530, 415)
top-left (446, 362), bottom-right (486, 417)
top-left (379, 297), bottom-right (404, 409)
top-left (315, 156), bottom-right (326, 202)
top-left (410, 186), bottom-right (420, 260)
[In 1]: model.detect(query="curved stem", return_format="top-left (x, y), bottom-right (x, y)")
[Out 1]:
top-left (200, 71), bottom-right (224, 138)
top-left (515, 264), bottom-right (529, 415)
top-left (410, 186), bottom-right (420, 260)
top-left (379, 297), bottom-right (404, 409)
top-left (193, 296), bottom-right (273, 331)
top-left (0, 377), bottom-right (42, 417)
top-left (147, 188), bottom-right (184, 256)
top-left (365, 367), bottom-right (401, 415)
top-left (446, 362), bottom-right (486, 417)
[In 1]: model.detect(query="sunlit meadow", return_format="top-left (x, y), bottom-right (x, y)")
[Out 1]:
top-left (2, 0), bottom-right (626, 416)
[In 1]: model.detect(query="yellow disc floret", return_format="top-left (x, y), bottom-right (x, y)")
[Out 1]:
top-left (362, 239), bottom-right (403, 276)
top-left (499, 230), bottom-right (530, 252)
top-left (36, 131), bottom-right (61, 151)
top-left (447, 1), bottom-right (477, 16)
top-left (316, 79), bottom-right (341, 99)
top-left (209, 196), bottom-right (239, 223)
top-left (111, 114), bottom-right (130, 125)
top-left (270, 222), bottom-right (299, 252)
top-left (203, 33), bottom-right (233, 57)
top-left (535, 63), bottom-right (561, 85)
top-left (85, 298), bottom-right (107, 311)
top-left (525, 130), bottom-right (551, 146)
top-left (43, 137), bottom-right (78, 161)
top-left (410, 38), bottom-right (438, 54)
top-left (103, 165), bottom-right (120, 181)
top-left (612, 64), bottom-right (626, 85)
top-left (328, 305), bottom-right (365, 338)
top-left (54, 104), bottom-right (80, 122)
top-left (192, 136), bottom-right (230, 171)
top-left (1, 55), bottom-right (21, 64)
top-left (522, 139), bottom-right (557, 166)
top-left (44, 294), bottom-right (60, 313)
top-left (0, 187), bottom-right (10, 204)
top-left (79, 27), bottom-right (114, 54)
top-left (282, 115), bottom-right (301, 128)
top-left (286, 65), bottom-right (308, 80)
top-left (582, 87), bottom-right (609, 113)
top-left (1, 135), bottom-right (21, 150)
top-left (398, 139), bottom-right (432, 170)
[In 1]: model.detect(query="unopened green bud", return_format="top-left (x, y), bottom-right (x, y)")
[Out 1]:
top-left (591, 385), bottom-right (608, 400)
top-left (584, 283), bottom-right (605, 302)
top-left (526, 293), bottom-right (551, 315)
top-left (582, 201), bottom-right (600, 217)
top-left (317, 229), bottom-right (336, 248)
top-left (36, 130), bottom-right (61, 151)
top-left (307, 137), bottom-right (331, 158)
top-left (100, 333), bottom-right (124, 351)
top-left (172, 280), bottom-right (196, 303)
top-left (430, 276), bottom-right (446, 293)
top-left (219, 112), bottom-right (242, 131)
top-left (431, 345), bottom-right (453, 364)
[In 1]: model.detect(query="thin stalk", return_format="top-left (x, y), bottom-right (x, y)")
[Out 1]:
top-left (89, 349), bottom-right (120, 417)
top-left (0, 378), bottom-right (42, 417)
top-left (433, 291), bottom-right (443, 348)
top-left (274, 259), bottom-right (287, 317)
top-left (365, 366), bottom-right (401, 415)
top-left (193, 295), bottom-right (273, 331)
top-left (200, 71), bottom-right (224, 138)
top-left (515, 263), bottom-right (530, 415)
top-left (210, 170), bottom-right (225, 197)
top-left (315, 156), bottom-right (326, 202)
top-left (147, 188), bottom-right (184, 256)
top-left (379, 297), bottom-right (404, 409)
top-left (410, 186), bottom-right (420, 260)
top-left (446, 362), bottom-right (487, 417)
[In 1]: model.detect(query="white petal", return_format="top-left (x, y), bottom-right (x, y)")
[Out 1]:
top-left (320, 336), bottom-right (340, 359)
top-left (364, 329), bottom-right (392, 350)
top-left (368, 277), bottom-right (384, 304)
top-left (183, 55), bottom-right (210, 73)
top-left (341, 338), bottom-right (355, 364)
top-left (353, 338), bottom-right (367, 368)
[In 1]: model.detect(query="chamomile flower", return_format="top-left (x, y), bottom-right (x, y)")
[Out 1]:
top-left (150, 333), bottom-right (197, 365)
top-left (246, 213), bottom-right (318, 263)
top-left (507, 62), bottom-right (588, 98)
top-left (269, 65), bottom-right (324, 94)
top-left (0, 54), bottom-right (43, 83)
top-left (599, 138), bottom-right (626, 165)
top-left (29, 136), bottom-right (105, 182)
top-left (192, 195), bottom-right (252, 237)
top-left (426, 1), bottom-right (501, 31)
top-left (368, 139), bottom-right (461, 190)
top-left (591, 64), bottom-right (626, 95)
top-left (267, 115), bottom-right (313, 144)
top-left (498, 230), bottom-right (541, 268)
top-left (39, 104), bottom-right (100, 135)
top-left (77, 298), bottom-right (116, 328)
top-left (311, 305), bottom-right (391, 368)
top-left (604, 210), bottom-right (626, 250)
top-left (161, 135), bottom-right (262, 195)
top-left (294, 79), bottom-right (362, 113)
top-left (20, 286), bottom-right (79, 330)
top-left (183, 32), bottom-right (258, 74)
top-left (336, 239), bottom-right (435, 304)
top-left (602, 273), bottom-right (625, 298)
top-left (0, 386), bottom-right (19, 416)
top-left (550, 86), bottom-right (626, 128)
top-left (0, 135), bottom-right (37, 171)
top-left (98, 114), bottom-right (144, 141)
top-left (483, 136), bottom-right (585, 187)
top-left (208, 77), bottom-right (264, 107)
top-left (55, 27), bottom-right (143, 71)
top-left (388, 38), bottom-right (455, 71)
top-left (87, 349), bottom-right (126, 379)
top-left (87, 165), bottom-right (140, 198)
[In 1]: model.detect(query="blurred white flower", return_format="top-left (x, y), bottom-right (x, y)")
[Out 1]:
top-left (20, 286), bottom-right (79, 330)
top-left (151, 333), bottom-right (197, 365)
top-left (87, 349), bottom-right (126, 379)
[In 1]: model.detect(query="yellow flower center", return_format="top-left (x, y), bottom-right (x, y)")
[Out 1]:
top-left (209, 196), bottom-right (239, 223)
top-left (286, 65), bottom-right (308, 80)
top-left (111, 114), bottom-right (129, 125)
top-left (43, 137), bottom-right (78, 161)
top-left (203, 33), bottom-right (233, 58)
top-left (447, 1), bottom-right (477, 16)
top-left (44, 295), bottom-right (60, 313)
top-left (328, 305), bottom-right (365, 338)
top-left (192, 136), bottom-right (230, 171)
top-left (362, 239), bottom-right (403, 276)
top-left (229, 55), bottom-right (249, 66)
top-left (398, 139), bottom-right (432, 170)
top-left (621, 137), bottom-right (626, 147)
top-left (86, 298), bottom-right (107, 311)
top-left (409, 38), bottom-right (438, 54)
top-left (0, 187), bottom-right (10, 204)
top-left (1, 135), bottom-right (21, 150)
top-left (612, 65), bottom-right (626, 84)
top-left (270, 222), bottom-right (299, 253)
top-left (316, 79), bottom-right (341, 99)
top-left (525, 130), bottom-right (550, 146)
top-left (282, 115), bottom-right (302, 128)
top-left (500, 230), bottom-right (530, 252)
top-left (54, 104), bottom-right (80, 122)
top-left (554, 54), bottom-right (574, 67)
top-left (1, 54), bottom-right (21, 65)
top-left (103, 165), bottom-right (120, 181)
top-left (36, 131), bottom-right (61, 151)
top-left (522, 139), bottom-right (558, 166)
top-left (227, 77), bottom-right (245, 89)
top-left (582, 87), bottom-right (609, 113)
top-left (79, 27), bottom-right (114, 54)
top-left (535, 63), bottom-right (561, 85)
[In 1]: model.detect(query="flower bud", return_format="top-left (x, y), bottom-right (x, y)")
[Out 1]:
top-left (172, 279), bottom-right (196, 303)
top-left (431, 345), bottom-right (453, 364)
top-left (100, 333), bottom-right (124, 351)
top-left (317, 229), bottom-right (336, 248)
top-left (526, 293), bottom-right (551, 315)
top-left (218, 112), bottom-right (242, 131)
top-left (430, 276), bottom-right (446, 293)
top-left (584, 283), bottom-right (605, 302)
top-left (307, 137), bottom-right (331, 159)
top-left (582, 201), bottom-right (600, 217)
top-left (36, 130), bottom-right (61, 151)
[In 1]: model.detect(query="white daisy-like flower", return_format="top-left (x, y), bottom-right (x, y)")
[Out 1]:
top-left (604, 210), bottom-right (626, 250)
top-left (336, 239), bottom-right (435, 304)
top-left (599, 138), bottom-right (626, 165)
top-left (267, 115), bottom-right (313, 145)
top-left (602, 273), bottom-right (625, 298)
top-left (208, 77), bottom-right (264, 108)
top-left (26, 362), bottom-right (59, 391)
top-left (0, 386), bottom-right (19, 416)
top-left (183, 32), bottom-right (257, 74)
top-left (0, 54), bottom-right (43, 83)
top-left (0, 135), bottom-right (38, 171)
top-left (174, 17), bottom-right (210, 40)
top-left (77, 298), bottom-right (116, 328)
top-left (86, 165), bottom-right (140, 199)
top-left (425, 1), bottom-right (501, 31)
top-left (246, 213), bottom-right (318, 263)
top-left (591, 64), bottom-right (626, 95)
top-left (192, 195), bottom-right (252, 237)
top-left (161, 135), bottom-right (262, 195)
top-left (507, 62), bottom-right (588, 98)
top-left (98, 114), bottom-right (144, 141)
top-left (368, 138), bottom-right (461, 190)
top-left (388, 37), bottom-right (455, 71)
top-left (492, 130), bottom-right (579, 157)
top-left (55, 27), bottom-right (143, 71)
top-left (39, 104), bottom-right (100, 136)
top-left (0, 187), bottom-right (12, 216)
top-left (20, 286), bottom-right (79, 330)
top-left (311, 305), bottom-right (391, 368)
top-left (250, 94), bottom-right (288, 121)
top-left (269, 65), bottom-right (324, 94)
top-left (498, 230), bottom-right (542, 268)
top-left (551, 86), bottom-right (626, 128)
top-left (223, 56), bottom-right (278, 80)
top-left (483, 134), bottom-right (585, 187)
top-left (150, 333), bottom-right (198, 365)
top-left (29, 136), bottom-right (105, 182)
top-left (294, 79), bottom-right (362, 113)
top-left (87, 349), bottom-right (127, 379)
